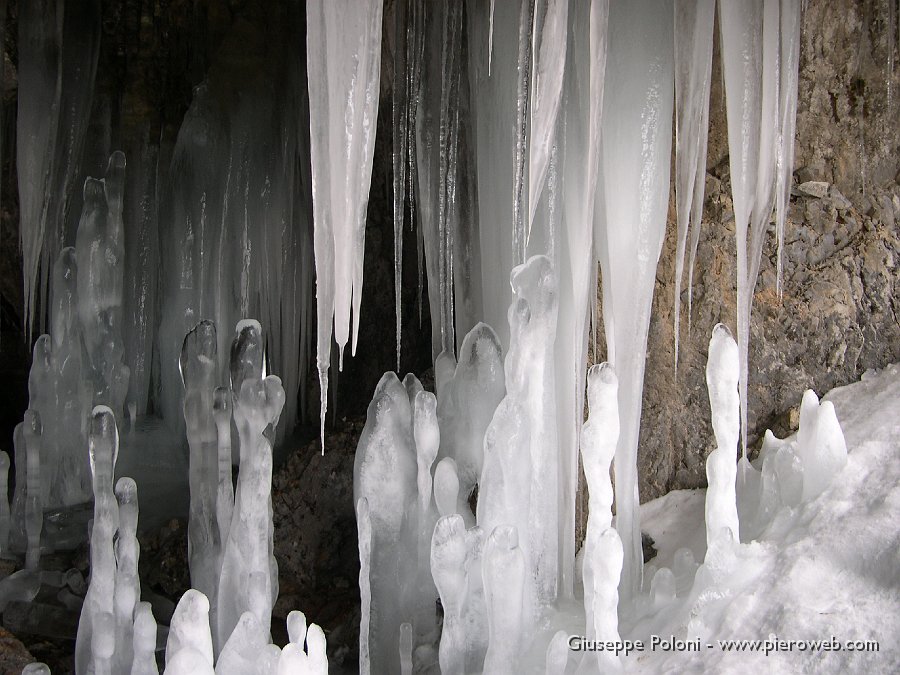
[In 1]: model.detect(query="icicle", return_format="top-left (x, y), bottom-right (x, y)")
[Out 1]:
top-left (598, 0), bottom-right (674, 600)
top-left (775, 0), bottom-right (802, 296)
top-left (307, 0), bottom-right (384, 447)
top-left (527, 0), bottom-right (567, 241)
top-left (673, 0), bottom-right (715, 368)
top-left (393, 0), bottom-right (411, 371)
top-left (17, 0), bottom-right (63, 337)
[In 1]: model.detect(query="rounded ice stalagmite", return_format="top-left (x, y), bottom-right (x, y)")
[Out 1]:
top-left (482, 525), bottom-right (525, 674)
top-left (132, 602), bottom-right (159, 675)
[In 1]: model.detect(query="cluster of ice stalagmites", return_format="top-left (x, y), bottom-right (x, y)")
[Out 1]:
top-left (356, 255), bottom-right (570, 674)
top-left (60, 320), bottom-right (325, 675)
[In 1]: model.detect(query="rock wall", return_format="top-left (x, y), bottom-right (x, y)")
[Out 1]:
top-left (633, 0), bottom-right (900, 501)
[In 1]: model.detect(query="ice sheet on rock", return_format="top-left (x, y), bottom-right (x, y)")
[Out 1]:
top-left (307, 0), bottom-right (384, 446)
top-left (673, 0), bottom-right (715, 363)
top-left (217, 322), bottom-right (284, 651)
top-left (353, 373), bottom-right (417, 674)
top-left (598, 0), bottom-right (674, 600)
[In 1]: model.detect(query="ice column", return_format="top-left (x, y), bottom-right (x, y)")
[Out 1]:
top-left (23, 410), bottom-right (43, 571)
top-left (181, 321), bottom-right (222, 622)
top-left (354, 373), bottom-right (417, 674)
top-left (114, 477), bottom-right (140, 673)
top-left (673, 0), bottom-right (715, 358)
top-left (580, 364), bottom-right (620, 645)
top-left (306, 0), bottom-right (384, 446)
top-left (216, 321), bottom-right (284, 649)
top-left (598, 0), bottom-right (674, 599)
top-left (704, 324), bottom-right (741, 548)
top-left (75, 407), bottom-right (120, 675)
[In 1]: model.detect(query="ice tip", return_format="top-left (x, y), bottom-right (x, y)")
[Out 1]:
top-left (114, 476), bottom-right (138, 503)
top-left (108, 150), bottom-right (127, 170)
top-left (589, 361), bottom-right (617, 385)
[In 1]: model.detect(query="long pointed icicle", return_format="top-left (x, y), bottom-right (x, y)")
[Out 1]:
top-left (306, 0), bottom-right (384, 448)
top-left (392, 0), bottom-right (411, 371)
top-left (673, 0), bottom-right (715, 369)
top-left (775, 0), bottom-right (802, 296)
top-left (598, 0), bottom-right (674, 601)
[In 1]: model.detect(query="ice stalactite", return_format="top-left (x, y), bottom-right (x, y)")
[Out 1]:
top-left (775, 0), bottom-right (802, 295)
top-left (306, 0), bottom-right (384, 447)
top-left (216, 321), bottom-right (284, 650)
top-left (718, 0), bottom-right (796, 459)
top-left (526, 0), bottom-right (567, 239)
top-left (42, 0), bottom-right (103, 321)
top-left (16, 0), bottom-right (63, 337)
top-left (673, 0), bottom-right (715, 363)
top-left (123, 135), bottom-right (160, 416)
top-left (75, 407), bottom-right (120, 675)
top-left (554, 0), bottom-right (608, 598)
top-left (704, 324), bottom-right (740, 548)
top-left (181, 321), bottom-right (223, 637)
top-left (466, 0), bottom-right (531, 350)
top-left (598, 0), bottom-right (674, 600)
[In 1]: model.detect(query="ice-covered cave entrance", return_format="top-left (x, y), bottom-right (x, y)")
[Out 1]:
top-left (0, 0), bottom-right (898, 673)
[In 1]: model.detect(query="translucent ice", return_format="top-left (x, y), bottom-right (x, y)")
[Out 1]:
top-left (132, 602), bottom-right (160, 675)
top-left (23, 410), bottom-right (43, 571)
top-left (217, 322), bottom-right (284, 649)
top-left (481, 525), bottom-right (525, 674)
top-left (166, 589), bottom-right (214, 669)
top-left (307, 0), bottom-right (385, 445)
top-left (181, 321), bottom-right (222, 621)
top-left (114, 477), bottom-right (141, 672)
top-left (598, 0), bottom-right (674, 599)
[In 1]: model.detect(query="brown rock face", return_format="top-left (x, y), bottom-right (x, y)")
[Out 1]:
top-left (631, 0), bottom-right (899, 502)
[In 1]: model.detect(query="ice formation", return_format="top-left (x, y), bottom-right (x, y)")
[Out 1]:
top-left (306, 0), bottom-right (385, 446)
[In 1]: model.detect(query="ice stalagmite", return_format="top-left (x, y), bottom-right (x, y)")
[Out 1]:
top-left (213, 388), bottom-right (234, 560)
top-left (306, 0), bottom-right (384, 446)
top-left (0, 452), bottom-right (9, 556)
top-left (673, 0), bottom-right (715, 361)
top-left (354, 374), bottom-right (417, 674)
top-left (132, 602), bottom-right (159, 675)
top-left (704, 324), bottom-right (740, 548)
top-left (357, 498), bottom-right (373, 675)
top-left (579, 364), bottom-right (619, 621)
top-left (477, 256), bottom-right (559, 624)
top-left (166, 589), bottom-right (214, 670)
top-left (51, 248), bottom-right (93, 506)
top-left (76, 407), bottom-right (120, 675)
top-left (217, 322), bottom-right (284, 649)
top-left (598, 0), bottom-right (674, 600)
top-left (431, 514), bottom-right (468, 675)
top-left (555, 0), bottom-right (608, 597)
top-left (482, 525), bottom-right (525, 675)
top-left (16, 0), bottom-right (62, 335)
top-left (181, 321), bottom-right (223, 626)
top-left (23, 410), bottom-right (43, 571)
top-left (114, 477), bottom-right (140, 673)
